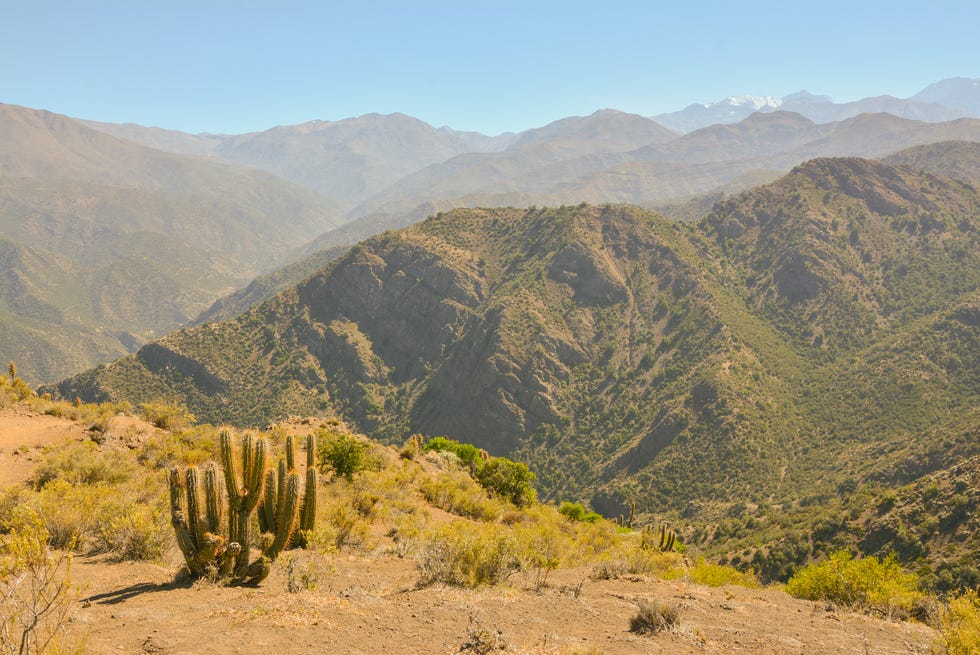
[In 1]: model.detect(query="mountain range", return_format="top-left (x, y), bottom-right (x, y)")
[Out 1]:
top-left (652, 76), bottom-right (980, 132)
top-left (49, 151), bottom-right (980, 587)
top-left (2, 76), bottom-right (979, 387)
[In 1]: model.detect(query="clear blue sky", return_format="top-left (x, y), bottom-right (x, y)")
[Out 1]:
top-left (2, 1), bottom-right (977, 135)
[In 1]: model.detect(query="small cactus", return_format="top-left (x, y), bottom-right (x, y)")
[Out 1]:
top-left (8, 361), bottom-right (16, 379)
top-left (639, 522), bottom-right (678, 552)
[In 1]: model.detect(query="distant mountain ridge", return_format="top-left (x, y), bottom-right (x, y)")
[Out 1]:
top-left (653, 76), bottom-right (979, 133)
top-left (82, 112), bottom-right (516, 212)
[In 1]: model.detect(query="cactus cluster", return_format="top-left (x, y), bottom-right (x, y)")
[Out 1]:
top-left (259, 434), bottom-right (317, 551)
top-left (640, 522), bottom-right (677, 552)
top-left (169, 430), bottom-right (318, 585)
top-left (615, 500), bottom-right (637, 529)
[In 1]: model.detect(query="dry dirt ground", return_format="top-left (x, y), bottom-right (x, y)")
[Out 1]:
top-left (0, 406), bottom-right (92, 485)
top-left (1, 408), bottom-right (939, 655)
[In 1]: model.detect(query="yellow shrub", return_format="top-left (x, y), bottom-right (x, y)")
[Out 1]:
top-left (938, 589), bottom-right (980, 655)
top-left (678, 558), bottom-right (759, 588)
top-left (95, 497), bottom-right (170, 561)
top-left (1, 506), bottom-right (78, 654)
top-left (419, 470), bottom-right (502, 521)
top-left (35, 480), bottom-right (115, 550)
top-left (415, 521), bottom-right (517, 587)
top-left (592, 551), bottom-right (675, 580)
top-left (786, 550), bottom-right (922, 616)
top-left (514, 519), bottom-right (573, 588)
top-left (140, 400), bottom-right (195, 432)
top-left (33, 440), bottom-right (135, 488)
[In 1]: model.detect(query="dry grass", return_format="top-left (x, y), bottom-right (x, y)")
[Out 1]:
top-left (628, 598), bottom-right (681, 635)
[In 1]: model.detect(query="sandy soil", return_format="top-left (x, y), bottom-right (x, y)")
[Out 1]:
top-left (0, 407), bottom-right (89, 486)
top-left (67, 552), bottom-right (935, 655)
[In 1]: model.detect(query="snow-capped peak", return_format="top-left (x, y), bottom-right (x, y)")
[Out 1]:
top-left (725, 95), bottom-right (782, 109)
top-left (701, 95), bottom-right (781, 110)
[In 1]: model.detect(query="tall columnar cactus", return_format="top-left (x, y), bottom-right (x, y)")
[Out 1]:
top-left (220, 431), bottom-right (268, 579)
top-left (638, 522), bottom-right (678, 552)
top-left (627, 500), bottom-right (636, 530)
top-left (658, 522), bottom-right (677, 552)
top-left (169, 464), bottom-right (230, 578)
top-left (300, 434), bottom-right (318, 541)
top-left (259, 434), bottom-right (318, 550)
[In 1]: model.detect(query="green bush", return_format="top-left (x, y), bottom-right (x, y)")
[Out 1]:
top-left (423, 436), bottom-right (484, 472)
top-left (558, 501), bottom-right (601, 523)
top-left (786, 550), bottom-right (923, 616)
top-left (474, 457), bottom-right (537, 507)
top-left (318, 432), bottom-right (369, 481)
top-left (419, 436), bottom-right (537, 507)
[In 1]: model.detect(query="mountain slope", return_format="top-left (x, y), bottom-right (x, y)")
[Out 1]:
top-left (0, 103), bottom-right (342, 383)
top-left (53, 204), bottom-right (794, 510)
top-left (700, 157), bottom-right (980, 358)
top-left (883, 140), bottom-right (980, 186)
top-left (912, 76), bottom-right (980, 115)
top-left (0, 238), bottom-right (131, 380)
top-left (352, 110), bottom-right (677, 216)
top-left (0, 104), bottom-right (342, 268)
top-left (350, 113), bottom-right (980, 226)
top-left (50, 156), bottom-right (980, 585)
